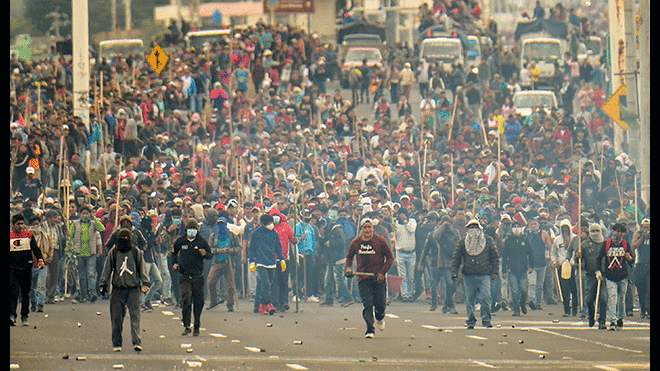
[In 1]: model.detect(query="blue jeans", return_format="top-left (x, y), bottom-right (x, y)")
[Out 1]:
top-left (255, 266), bottom-right (276, 306)
top-left (430, 267), bottom-right (455, 310)
top-left (142, 262), bottom-right (163, 304)
top-left (324, 263), bottom-right (351, 303)
top-left (527, 266), bottom-right (546, 306)
top-left (585, 275), bottom-right (607, 324)
top-left (507, 271), bottom-right (528, 312)
top-left (606, 278), bottom-right (628, 323)
top-left (463, 275), bottom-right (493, 326)
top-left (31, 266), bottom-right (48, 306)
top-left (77, 255), bottom-right (97, 298)
top-left (397, 251), bottom-right (416, 298)
top-left (158, 254), bottom-right (172, 301)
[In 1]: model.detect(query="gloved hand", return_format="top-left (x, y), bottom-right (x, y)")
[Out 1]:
top-left (100, 286), bottom-right (108, 297)
top-left (280, 260), bottom-right (287, 272)
top-left (249, 262), bottom-right (256, 273)
top-left (595, 270), bottom-right (603, 281)
top-left (345, 268), bottom-right (354, 277)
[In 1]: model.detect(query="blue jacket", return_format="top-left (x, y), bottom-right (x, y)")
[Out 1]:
top-left (249, 225), bottom-right (285, 268)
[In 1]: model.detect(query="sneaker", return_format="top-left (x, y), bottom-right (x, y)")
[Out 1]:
top-left (484, 323), bottom-right (493, 328)
top-left (21, 317), bottom-right (29, 326)
top-left (193, 327), bottom-right (200, 337)
top-left (113, 346), bottom-right (122, 352)
top-left (89, 294), bottom-right (98, 303)
top-left (292, 296), bottom-right (301, 303)
top-left (10, 316), bottom-right (16, 327)
top-left (512, 311), bottom-right (520, 316)
top-left (133, 345), bottom-right (142, 352)
top-left (528, 301), bottom-right (537, 310)
top-left (267, 303), bottom-right (276, 315)
top-left (376, 320), bottom-right (385, 331)
top-left (492, 302), bottom-right (501, 313)
top-left (227, 305), bottom-right (234, 313)
top-left (36, 304), bottom-right (43, 313)
top-left (430, 304), bottom-right (437, 312)
top-left (466, 324), bottom-right (475, 329)
top-left (259, 304), bottom-right (268, 315)
top-left (608, 322), bottom-right (617, 331)
top-left (616, 319), bottom-right (623, 330)
top-left (207, 302), bottom-right (220, 311)
top-left (598, 322), bottom-right (608, 330)
top-left (307, 295), bottom-right (320, 303)
top-left (365, 332), bottom-right (374, 339)
top-left (521, 303), bottom-right (527, 315)
top-left (182, 327), bottom-right (192, 336)
top-left (450, 308), bottom-right (459, 315)
top-left (588, 317), bottom-right (596, 327)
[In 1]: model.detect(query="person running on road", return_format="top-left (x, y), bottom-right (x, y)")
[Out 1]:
top-left (345, 218), bottom-right (395, 338)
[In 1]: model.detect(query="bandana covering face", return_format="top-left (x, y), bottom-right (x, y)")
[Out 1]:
top-left (465, 228), bottom-right (486, 256)
top-left (589, 224), bottom-right (604, 243)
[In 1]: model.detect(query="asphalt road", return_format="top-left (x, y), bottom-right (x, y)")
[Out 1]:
top-left (10, 294), bottom-right (650, 371)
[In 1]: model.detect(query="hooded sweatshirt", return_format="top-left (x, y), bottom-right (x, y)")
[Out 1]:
top-left (100, 229), bottom-right (150, 290)
top-left (269, 207), bottom-right (295, 260)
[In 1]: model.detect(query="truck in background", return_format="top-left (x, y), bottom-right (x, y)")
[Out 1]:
top-left (514, 19), bottom-right (569, 88)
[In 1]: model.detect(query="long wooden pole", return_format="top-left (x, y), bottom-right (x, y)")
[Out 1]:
top-left (578, 166), bottom-right (583, 312)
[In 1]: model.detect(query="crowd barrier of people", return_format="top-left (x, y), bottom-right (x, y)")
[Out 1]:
top-left (10, 0), bottom-right (648, 340)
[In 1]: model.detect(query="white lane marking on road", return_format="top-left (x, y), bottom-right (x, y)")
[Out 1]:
top-left (530, 327), bottom-right (645, 354)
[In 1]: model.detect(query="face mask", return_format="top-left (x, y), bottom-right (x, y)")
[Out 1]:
top-left (266, 223), bottom-right (275, 230)
top-left (405, 187), bottom-right (414, 194)
top-left (512, 227), bottom-right (523, 235)
top-left (273, 215), bottom-right (281, 224)
top-left (172, 218), bottom-right (181, 225)
top-left (528, 225), bottom-right (539, 233)
top-left (187, 229), bottom-right (198, 239)
top-left (118, 238), bottom-right (131, 252)
top-left (328, 210), bottom-right (338, 222)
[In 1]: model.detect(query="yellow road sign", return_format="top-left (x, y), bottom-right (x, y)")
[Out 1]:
top-left (601, 84), bottom-right (628, 130)
top-left (148, 45), bottom-right (169, 74)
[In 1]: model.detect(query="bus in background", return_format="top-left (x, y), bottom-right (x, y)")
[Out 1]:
top-left (184, 29), bottom-right (231, 52)
top-left (98, 38), bottom-right (145, 63)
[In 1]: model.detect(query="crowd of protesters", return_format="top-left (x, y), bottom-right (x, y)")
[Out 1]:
top-left (10, 0), bottom-right (649, 333)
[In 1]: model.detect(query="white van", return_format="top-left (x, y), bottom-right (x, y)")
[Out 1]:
top-left (419, 37), bottom-right (464, 72)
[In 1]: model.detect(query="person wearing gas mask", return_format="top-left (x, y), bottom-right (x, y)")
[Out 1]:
top-left (99, 228), bottom-right (151, 352)
top-left (248, 213), bottom-right (286, 315)
top-left (172, 218), bottom-right (213, 336)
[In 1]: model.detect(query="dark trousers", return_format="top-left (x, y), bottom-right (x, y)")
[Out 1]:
top-left (358, 278), bottom-right (387, 334)
top-left (559, 275), bottom-right (578, 315)
top-left (273, 262), bottom-right (290, 310)
top-left (207, 261), bottom-right (235, 307)
top-left (180, 275), bottom-right (205, 329)
top-left (46, 250), bottom-right (61, 301)
top-left (584, 275), bottom-right (607, 324)
top-left (635, 262), bottom-right (650, 315)
top-left (110, 287), bottom-right (142, 347)
top-left (10, 266), bottom-right (32, 320)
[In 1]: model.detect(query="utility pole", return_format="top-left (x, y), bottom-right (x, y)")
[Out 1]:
top-left (637, 0), bottom-right (650, 208)
top-left (72, 0), bottom-right (90, 129)
top-left (124, 0), bottom-right (132, 31)
top-left (607, 0), bottom-right (626, 155)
